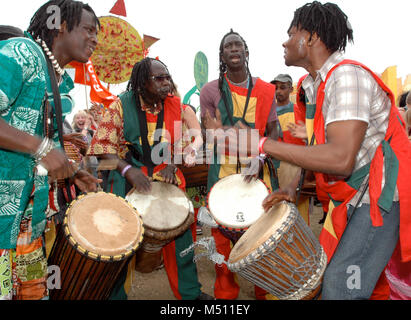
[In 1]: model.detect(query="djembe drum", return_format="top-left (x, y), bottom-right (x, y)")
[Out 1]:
top-left (227, 201), bottom-right (326, 300)
top-left (48, 192), bottom-right (144, 300)
top-left (126, 182), bottom-right (194, 273)
top-left (207, 174), bottom-right (270, 243)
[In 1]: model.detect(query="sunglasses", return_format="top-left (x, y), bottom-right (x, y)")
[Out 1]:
top-left (150, 75), bottom-right (172, 82)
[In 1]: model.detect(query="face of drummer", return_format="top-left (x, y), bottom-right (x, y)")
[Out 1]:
top-left (145, 60), bottom-right (173, 102)
top-left (221, 34), bottom-right (249, 72)
top-left (54, 9), bottom-right (99, 65)
top-left (282, 26), bottom-right (312, 68)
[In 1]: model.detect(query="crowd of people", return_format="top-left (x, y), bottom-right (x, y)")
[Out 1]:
top-left (0, 0), bottom-right (410, 301)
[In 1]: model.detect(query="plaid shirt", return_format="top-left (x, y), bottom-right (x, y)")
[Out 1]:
top-left (302, 51), bottom-right (398, 205)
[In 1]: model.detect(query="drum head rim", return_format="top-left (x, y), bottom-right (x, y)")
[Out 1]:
top-left (64, 192), bottom-right (144, 262)
top-left (126, 182), bottom-right (190, 232)
top-left (206, 174), bottom-right (270, 229)
top-left (227, 201), bottom-right (297, 265)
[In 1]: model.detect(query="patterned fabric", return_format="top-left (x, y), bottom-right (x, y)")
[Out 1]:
top-left (0, 34), bottom-right (74, 249)
top-left (88, 98), bottom-right (170, 160)
top-left (301, 51), bottom-right (398, 206)
top-left (0, 200), bottom-right (48, 300)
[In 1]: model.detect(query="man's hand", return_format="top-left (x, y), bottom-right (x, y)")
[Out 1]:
top-left (287, 120), bottom-right (307, 140)
top-left (63, 133), bottom-right (88, 153)
top-left (124, 166), bottom-right (152, 193)
top-left (40, 148), bottom-right (74, 181)
top-left (262, 187), bottom-right (296, 212)
top-left (243, 157), bottom-right (263, 183)
top-left (203, 109), bottom-right (223, 131)
top-left (157, 165), bottom-right (178, 185)
top-left (72, 169), bottom-right (102, 192)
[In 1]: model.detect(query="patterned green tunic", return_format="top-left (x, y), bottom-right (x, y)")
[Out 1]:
top-left (0, 33), bottom-right (74, 249)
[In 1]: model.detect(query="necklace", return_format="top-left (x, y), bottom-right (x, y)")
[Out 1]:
top-left (35, 37), bottom-right (65, 77)
top-left (227, 72), bottom-right (250, 87)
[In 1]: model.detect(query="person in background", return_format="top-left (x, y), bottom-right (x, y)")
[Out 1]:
top-left (0, 25), bottom-right (24, 40)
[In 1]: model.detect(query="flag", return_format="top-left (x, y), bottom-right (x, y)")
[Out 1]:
top-left (109, 0), bottom-right (127, 17)
top-left (69, 60), bottom-right (118, 108)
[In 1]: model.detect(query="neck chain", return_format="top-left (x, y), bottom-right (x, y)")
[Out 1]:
top-left (140, 96), bottom-right (162, 115)
top-left (35, 37), bottom-right (65, 77)
top-left (227, 72), bottom-right (250, 87)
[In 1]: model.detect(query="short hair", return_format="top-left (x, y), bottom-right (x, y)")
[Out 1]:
top-left (27, 0), bottom-right (100, 49)
top-left (288, 1), bottom-right (353, 53)
top-left (126, 57), bottom-right (176, 103)
top-left (0, 25), bottom-right (24, 41)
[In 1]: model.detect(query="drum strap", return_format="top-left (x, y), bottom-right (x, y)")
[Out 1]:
top-left (136, 101), bottom-right (165, 177)
top-left (45, 57), bottom-right (73, 203)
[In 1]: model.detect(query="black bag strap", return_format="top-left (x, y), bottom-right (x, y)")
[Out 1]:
top-left (136, 103), bottom-right (165, 177)
top-left (45, 58), bottom-right (73, 202)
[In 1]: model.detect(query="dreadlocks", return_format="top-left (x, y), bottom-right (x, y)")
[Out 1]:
top-left (127, 57), bottom-right (176, 104)
top-left (288, 1), bottom-right (353, 53)
top-left (27, 0), bottom-right (99, 49)
top-left (218, 29), bottom-right (251, 94)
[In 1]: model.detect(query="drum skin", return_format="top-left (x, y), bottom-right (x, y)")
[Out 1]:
top-left (126, 182), bottom-right (194, 273)
top-left (48, 192), bottom-right (144, 300)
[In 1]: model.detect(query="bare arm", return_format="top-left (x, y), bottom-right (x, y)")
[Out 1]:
top-left (262, 120), bottom-right (368, 177)
top-left (0, 118), bottom-right (42, 154)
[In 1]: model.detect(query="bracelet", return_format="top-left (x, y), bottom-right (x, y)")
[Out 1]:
top-left (33, 138), bottom-right (54, 163)
top-left (258, 137), bottom-right (268, 154)
top-left (256, 154), bottom-right (266, 164)
top-left (121, 164), bottom-right (132, 177)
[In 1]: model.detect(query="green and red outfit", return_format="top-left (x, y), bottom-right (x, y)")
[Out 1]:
top-left (90, 91), bottom-right (201, 300)
top-left (296, 60), bottom-right (411, 298)
top-left (207, 75), bottom-right (278, 300)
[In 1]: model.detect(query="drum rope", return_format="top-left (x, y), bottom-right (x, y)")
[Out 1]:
top-left (180, 237), bottom-right (227, 266)
top-left (197, 206), bottom-right (219, 228)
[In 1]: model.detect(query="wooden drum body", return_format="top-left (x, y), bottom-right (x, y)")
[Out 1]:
top-left (207, 174), bottom-right (270, 243)
top-left (48, 192), bottom-right (144, 300)
top-left (126, 182), bottom-right (194, 273)
top-left (228, 201), bottom-right (327, 300)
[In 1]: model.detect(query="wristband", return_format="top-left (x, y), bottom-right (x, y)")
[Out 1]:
top-left (258, 137), bottom-right (268, 154)
top-left (121, 164), bottom-right (132, 177)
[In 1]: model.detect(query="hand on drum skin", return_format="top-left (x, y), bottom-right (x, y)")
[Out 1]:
top-left (72, 169), bottom-right (102, 192)
top-left (157, 165), bottom-right (178, 185)
top-left (287, 121), bottom-right (307, 140)
top-left (203, 109), bottom-right (223, 131)
top-left (262, 188), bottom-right (296, 212)
top-left (40, 148), bottom-right (74, 182)
top-left (183, 153), bottom-right (196, 167)
top-left (243, 157), bottom-right (263, 183)
top-left (124, 167), bottom-right (152, 193)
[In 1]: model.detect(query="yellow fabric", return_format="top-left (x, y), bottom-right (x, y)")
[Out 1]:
top-left (232, 92), bottom-right (257, 124)
top-left (323, 200), bottom-right (338, 239)
top-left (44, 222), bottom-right (56, 259)
top-left (305, 118), bottom-right (316, 146)
top-left (278, 112), bottom-right (296, 133)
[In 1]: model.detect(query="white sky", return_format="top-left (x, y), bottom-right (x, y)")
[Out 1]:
top-left (1, 0), bottom-right (410, 121)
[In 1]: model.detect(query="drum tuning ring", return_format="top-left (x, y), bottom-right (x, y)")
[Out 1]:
top-left (286, 233), bottom-right (294, 244)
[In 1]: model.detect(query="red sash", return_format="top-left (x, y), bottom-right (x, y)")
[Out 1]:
top-left (298, 60), bottom-right (411, 263)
